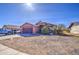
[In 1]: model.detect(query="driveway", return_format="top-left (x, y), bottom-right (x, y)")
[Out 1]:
top-left (0, 44), bottom-right (27, 55)
top-left (0, 34), bottom-right (21, 40)
top-left (0, 34), bottom-right (27, 55)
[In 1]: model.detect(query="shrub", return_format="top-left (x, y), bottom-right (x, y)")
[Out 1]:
top-left (41, 26), bottom-right (49, 35)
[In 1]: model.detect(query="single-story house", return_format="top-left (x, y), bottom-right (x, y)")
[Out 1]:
top-left (20, 23), bottom-right (39, 34)
top-left (2, 25), bottom-right (20, 34)
top-left (21, 21), bottom-right (54, 34)
top-left (68, 22), bottom-right (79, 34)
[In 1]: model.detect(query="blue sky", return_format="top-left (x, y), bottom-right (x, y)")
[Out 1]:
top-left (0, 3), bottom-right (79, 27)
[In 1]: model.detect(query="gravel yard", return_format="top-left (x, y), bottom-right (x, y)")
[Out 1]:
top-left (0, 35), bottom-right (79, 55)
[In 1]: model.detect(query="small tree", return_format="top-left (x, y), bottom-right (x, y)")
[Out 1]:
top-left (49, 26), bottom-right (57, 35)
top-left (56, 24), bottom-right (66, 35)
top-left (41, 26), bottom-right (49, 35)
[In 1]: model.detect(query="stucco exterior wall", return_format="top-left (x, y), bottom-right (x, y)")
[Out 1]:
top-left (33, 26), bottom-right (39, 34)
top-left (70, 25), bottom-right (79, 34)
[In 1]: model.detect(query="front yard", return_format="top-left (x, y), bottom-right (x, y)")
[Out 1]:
top-left (0, 35), bottom-right (79, 55)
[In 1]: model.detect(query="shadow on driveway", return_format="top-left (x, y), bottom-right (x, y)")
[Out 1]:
top-left (19, 33), bottom-right (41, 37)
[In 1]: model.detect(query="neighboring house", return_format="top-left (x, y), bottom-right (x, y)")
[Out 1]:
top-left (20, 23), bottom-right (39, 34)
top-left (68, 22), bottom-right (79, 34)
top-left (2, 25), bottom-right (20, 34)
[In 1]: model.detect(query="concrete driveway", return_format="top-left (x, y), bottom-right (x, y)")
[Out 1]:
top-left (0, 34), bottom-right (21, 40)
top-left (0, 44), bottom-right (27, 55)
top-left (0, 34), bottom-right (27, 55)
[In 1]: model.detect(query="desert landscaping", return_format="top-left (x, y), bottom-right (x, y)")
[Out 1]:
top-left (0, 35), bottom-right (79, 55)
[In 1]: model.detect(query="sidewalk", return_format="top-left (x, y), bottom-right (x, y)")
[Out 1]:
top-left (0, 44), bottom-right (27, 55)
top-left (0, 35), bottom-right (27, 55)
top-left (0, 34), bottom-right (21, 40)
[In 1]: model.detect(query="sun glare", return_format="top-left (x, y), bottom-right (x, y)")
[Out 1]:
top-left (26, 3), bottom-right (32, 7)
top-left (24, 3), bottom-right (35, 11)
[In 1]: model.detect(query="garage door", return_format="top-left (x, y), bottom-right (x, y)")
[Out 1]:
top-left (23, 28), bottom-right (33, 33)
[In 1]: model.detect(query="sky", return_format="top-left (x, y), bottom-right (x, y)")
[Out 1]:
top-left (0, 3), bottom-right (79, 27)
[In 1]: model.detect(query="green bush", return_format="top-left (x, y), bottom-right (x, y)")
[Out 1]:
top-left (41, 26), bottom-right (49, 35)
